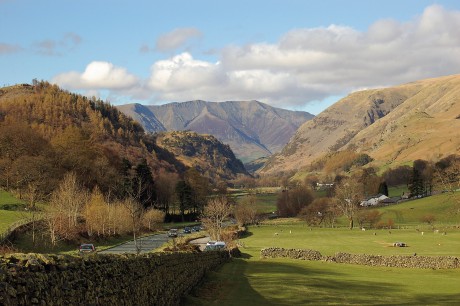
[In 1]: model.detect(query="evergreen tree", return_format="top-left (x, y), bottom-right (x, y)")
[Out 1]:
top-left (409, 167), bottom-right (424, 197)
top-left (175, 180), bottom-right (193, 221)
top-left (378, 181), bottom-right (389, 196)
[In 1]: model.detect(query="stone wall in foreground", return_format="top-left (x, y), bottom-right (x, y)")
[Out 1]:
top-left (0, 251), bottom-right (229, 305)
top-left (260, 247), bottom-right (460, 269)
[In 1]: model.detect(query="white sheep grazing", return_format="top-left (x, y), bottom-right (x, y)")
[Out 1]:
top-left (274, 232), bottom-right (279, 236)
top-left (361, 228), bottom-right (366, 231)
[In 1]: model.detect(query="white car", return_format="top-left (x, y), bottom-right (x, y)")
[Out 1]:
top-left (205, 241), bottom-right (226, 251)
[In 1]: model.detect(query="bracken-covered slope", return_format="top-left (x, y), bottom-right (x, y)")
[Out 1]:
top-left (261, 74), bottom-right (460, 174)
top-left (117, 100), bottom-right (313, 163)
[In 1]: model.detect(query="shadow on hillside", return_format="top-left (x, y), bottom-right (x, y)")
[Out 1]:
top-left (182, 258), bottom-right (269, 306)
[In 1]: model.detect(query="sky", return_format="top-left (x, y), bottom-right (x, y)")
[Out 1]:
top-left (1, 1), bottom-right (460, 114)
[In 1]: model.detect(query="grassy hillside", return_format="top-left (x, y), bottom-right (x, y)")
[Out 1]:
top-left (376, 193), bottom-right (460, 226)
top-left (262, 74), bottom-right (460, 175)
top-left (0, 190), bottom-right (27, 234)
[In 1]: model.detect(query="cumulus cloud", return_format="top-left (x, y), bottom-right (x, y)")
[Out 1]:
top-left (155, 28), bottom-right (203, 52)
top-left (147, 4), bottom-right (460, 108)
top-left (54, 5), bottom-right (460, 110)
top-left (33, 32), bottom-right (82, 56)
top-left (53, 61), bottom-right (139, 90)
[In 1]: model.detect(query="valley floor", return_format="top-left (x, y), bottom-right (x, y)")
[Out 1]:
top-left (185, 225), bottom-right (460, 305)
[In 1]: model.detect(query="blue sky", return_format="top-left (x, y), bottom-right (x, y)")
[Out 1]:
top-left (1, 0), bottom-right (460, 114)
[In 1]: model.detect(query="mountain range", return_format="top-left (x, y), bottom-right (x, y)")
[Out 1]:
top-left (261, 74), bottom-right (460, 174)
top-left (117, 100), bottom-right (313, 163)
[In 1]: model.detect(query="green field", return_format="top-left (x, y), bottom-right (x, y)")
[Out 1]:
top-left (186, 193), bottom-right (460, 305)
top-left (234, 193), bottom-right (278, 214)
top-left (377, 193), bottom-right (460, 226)
top-left (187, 225), bottom-right (460, 305)
top-left (0, 190), bottom-right (28, 233)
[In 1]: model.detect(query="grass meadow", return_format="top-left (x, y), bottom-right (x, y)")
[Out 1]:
top-left (0, 190), bottom-right (28, 233)
top-left (186, 193), bottom-right (460, 305)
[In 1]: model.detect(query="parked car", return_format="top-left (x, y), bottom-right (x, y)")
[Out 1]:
top-left (168, 229), bottom-right (178, 237)
top-left (204, 241), bottom-right (226, 251)
top-left (192, 226), bottom-right (201, 232)
top-left (183, 227), bottom-right (192, 234)
top-left (79, 243), bottom-right (96, 254)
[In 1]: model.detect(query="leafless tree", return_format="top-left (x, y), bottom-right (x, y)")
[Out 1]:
top-left (201, 196), bottom-right (233, 240)
top-left (142, 208), bottom-right (165, 231)
top-left (47, 172), bottom-right (88, 246)
top-left (434, 159), bottom-right (460, 213)
top-left (334, 177), bottom-right (363, 229)
top-left (122, 197), bottom-right (144, 254)
top-left (234, 195), bottom-right (258, 226)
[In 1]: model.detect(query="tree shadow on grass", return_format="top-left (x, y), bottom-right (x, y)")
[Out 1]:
top-left (239, 231), bottom-right (253, 238)
top-left (238, 252), bottom-right (252, 259)
top-left (183, 258), bottom-right (269, 306)
top-left (184, 256), bottom-right (460, 305)
top-left (249, 260), bottom-right (460, 305)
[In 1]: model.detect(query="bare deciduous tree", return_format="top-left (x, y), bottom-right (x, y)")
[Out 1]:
top-left (47, 172), bottom-right (88, 246)
top-left (234, 195), bottom-right (258, 226)
top-left (434, 159), bottom-right (460, 213)
top-left (334, 177), bottom-right (363, 230)
top-left (142, 208), bottom-right (165, 231)
top-left (201, 196), bottom-right (233, 241)
top-left (122, 197), bottom-right (144, 254)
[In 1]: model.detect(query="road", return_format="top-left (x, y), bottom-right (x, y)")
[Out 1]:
top-left (98, 233), bottom-right (170, 254)
top-left (189, 236), bottom-right (211, 251)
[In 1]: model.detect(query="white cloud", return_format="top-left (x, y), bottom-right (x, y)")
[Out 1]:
top-left (53, 61), bottom-right (139, 90)
top-left (155, 27), bottom-right (203, 52)
top-left (53, 5), bottom-right (460, 110)
top-left (146, 5), bottom-right (460, 109)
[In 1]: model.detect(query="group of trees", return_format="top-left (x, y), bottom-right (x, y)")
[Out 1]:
top-left (0, 82), bottom-right (218, 220)
top-left (43, 172), bottom-right (165, 247)
top-left (272, 154), bottom-right (460, 230)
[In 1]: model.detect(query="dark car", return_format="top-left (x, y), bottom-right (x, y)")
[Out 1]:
top-left (192, 226), bottom-right (201, 232)
top-left (183, 227), bottom-right (192, 234)
top-left (79, 243), bottom-right (96, 253)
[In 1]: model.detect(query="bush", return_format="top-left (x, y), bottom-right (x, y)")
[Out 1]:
top-left (357, 210), bottom-right (382, 229)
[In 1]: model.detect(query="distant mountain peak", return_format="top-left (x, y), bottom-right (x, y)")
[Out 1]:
top-left (117, 100), bottom-right (313, 163)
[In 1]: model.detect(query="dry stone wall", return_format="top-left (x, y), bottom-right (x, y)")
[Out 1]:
top-left (0, 251), bottom-right (229, 305)
top-left (261, 247), bottom-right (460, 269)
